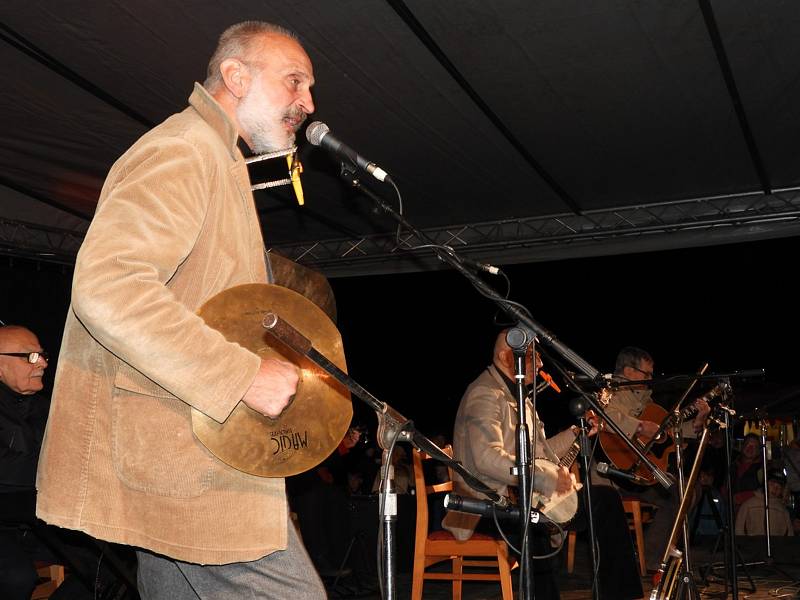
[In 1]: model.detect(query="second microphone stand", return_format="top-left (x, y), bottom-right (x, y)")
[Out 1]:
top-left (570, 395), bottom-right (600, 600)
top-left (508, 329), bottom-right (536, 600)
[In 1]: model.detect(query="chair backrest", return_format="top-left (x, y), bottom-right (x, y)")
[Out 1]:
top-left (412, 446), bottom-right (454, 538)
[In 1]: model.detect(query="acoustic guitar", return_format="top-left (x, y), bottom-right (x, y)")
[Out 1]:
top-left (598, 382), bottom-right (729, 486)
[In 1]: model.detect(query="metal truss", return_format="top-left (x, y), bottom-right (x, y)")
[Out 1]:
top-left (3, 189), bottom-right (800, 274)
top-left (269, 189), bottom-right (800, 276)
top-left (0, 217), bottom-right (86, 265)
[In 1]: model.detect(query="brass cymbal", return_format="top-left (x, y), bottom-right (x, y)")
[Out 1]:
top-left (193, 283), bottom-right (352, 477)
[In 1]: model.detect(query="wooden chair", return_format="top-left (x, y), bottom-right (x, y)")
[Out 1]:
top-left (411, 446), bottom-right (514, 600)
top-left (31, 562), bottom-right (65, 599)
top-left (566, 496), bottom-right (654, 576)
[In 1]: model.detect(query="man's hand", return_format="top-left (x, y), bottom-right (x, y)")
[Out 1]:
top-left (692, 398), bottom-right (711, 432)
top-left (241, 357), bottom-right (299, 418)
top-left (555, 465), bottom-right (575, 495)
top-left (637, 420), bottom-right (660, 441)
top-left (585, 410), bottom-right (599, 437)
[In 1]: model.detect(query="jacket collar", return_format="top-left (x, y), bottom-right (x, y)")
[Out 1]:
top-left (188, 83), bottom-right (241, 160)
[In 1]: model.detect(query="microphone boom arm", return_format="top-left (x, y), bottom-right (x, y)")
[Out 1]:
top-left (340, 172), bottom-right (673, 489)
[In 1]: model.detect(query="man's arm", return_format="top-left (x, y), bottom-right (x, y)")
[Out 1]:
top-left (462, 386), bottom-right (517, 486)
top-left (461, 385), bottom-right (563, 497)
top-left (72, 136), bottom-right (269, 422)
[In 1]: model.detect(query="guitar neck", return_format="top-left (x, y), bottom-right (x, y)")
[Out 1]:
top-left (666, 384), bottom-right (724, 429)
top-left (559, 431), bottom-right (582, 469)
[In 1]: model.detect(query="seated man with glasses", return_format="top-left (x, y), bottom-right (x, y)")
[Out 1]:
top-left (599, 346), bottom-right (709, 572)
top-left (0, 325), bottom-right (50, 600)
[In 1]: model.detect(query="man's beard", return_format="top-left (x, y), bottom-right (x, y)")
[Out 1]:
top-left (237, 77), bottom-right (303, 153)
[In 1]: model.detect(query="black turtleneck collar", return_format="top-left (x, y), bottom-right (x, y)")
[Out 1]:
top-left (237, 137), bottom-right (254, 159)
top-left (492, 363), bottom-right (530, 398)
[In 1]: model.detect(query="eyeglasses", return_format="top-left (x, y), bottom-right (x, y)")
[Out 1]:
top-left (0, 351), bottom-right (48, 364)
top-left (628, 364), bottom-right (653, 379)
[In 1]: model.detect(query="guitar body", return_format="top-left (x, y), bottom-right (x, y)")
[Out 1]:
top-left (599, 403), bottom-right (675, 486)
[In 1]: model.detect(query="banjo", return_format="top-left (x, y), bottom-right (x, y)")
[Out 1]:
top-left (530, 430), bottom-right (583, 524)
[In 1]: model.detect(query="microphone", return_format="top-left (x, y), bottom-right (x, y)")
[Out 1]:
top-left (459, 256), bottom-right (500, 275)
top-left (305, 121), bottom-right (392, 183)
top-left (596, 462), bottom-right (650, 485)
top-left (286, 154), bottom-right (304, 205)
top-left (443, 494), bottom-right (550, 525)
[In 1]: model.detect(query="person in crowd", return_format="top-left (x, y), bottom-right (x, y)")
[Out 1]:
top-left (288, 426), bottom-right (362, 578)
top-left (601, 346), bottom-right (709, 572)
top-left (371, 444), bottom-right (414, 495)
top-left (444, 330), bottom-right (643, 600)
top-left (729, 433), bottom-right (763, 511)
top-left (688, 466), bottom-right (726, 538)
top-left (0, 325), bottom-right (50, 600)
top-left (35, 21), bottom-right (326, 599)
top-left (784, 438), bottom-right (800, 520)
top-left (735, 468), bottom-right (794, 536)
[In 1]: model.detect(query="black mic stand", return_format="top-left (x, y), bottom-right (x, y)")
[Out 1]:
top-left (337, 166), bottom-right (675, 493)
top-left (508, 328), bottom-right (536, 599)
top-left (506, 326), bottom-right (536, 600)
top-left (696, 404), bottom-right (755, 599)
top-left (569, 395), bottom-right (600, 600)
top-left (378, 449), bottom-right (397, 598)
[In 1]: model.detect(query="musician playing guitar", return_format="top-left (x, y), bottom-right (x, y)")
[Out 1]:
top-left (599, 346), bottom-right (710, 573)
top-left (443, 330), bottom-right (643, 600)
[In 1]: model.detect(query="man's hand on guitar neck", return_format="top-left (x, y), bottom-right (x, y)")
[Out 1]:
top-left (691, 398), bottom-right (711, 433)
top-left (573, 411), bottom-right (600, 437)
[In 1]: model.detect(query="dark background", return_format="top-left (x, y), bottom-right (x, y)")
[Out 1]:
top-left (3, 234), bottom-right (796, 441)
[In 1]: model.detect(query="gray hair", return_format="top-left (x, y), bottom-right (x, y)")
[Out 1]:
top-left (614, 346), bottom-right (653, 375)
top-left (203, 21), bottom-right (298, 91)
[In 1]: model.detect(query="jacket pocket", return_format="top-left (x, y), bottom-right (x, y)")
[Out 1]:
top-left (111, 371), bottom-right (215, 498)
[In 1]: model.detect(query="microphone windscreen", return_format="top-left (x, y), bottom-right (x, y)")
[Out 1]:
top-left (305, 121), bottom-right (329, 146)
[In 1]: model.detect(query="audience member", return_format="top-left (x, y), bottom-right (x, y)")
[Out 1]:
top-left (735, 468), bottom-right (794, 536)
top-left (730, 433), bottom-right (763, 511)
top-left (0, 325), bottom-right (49, 600)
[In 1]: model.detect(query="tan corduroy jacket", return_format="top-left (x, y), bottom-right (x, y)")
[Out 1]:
top-left (36, 84), bottom-right (287, 565)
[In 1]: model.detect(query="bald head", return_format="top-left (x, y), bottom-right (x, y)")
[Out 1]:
top-left (203, 21), bottom-right (298, 92)
top-left (0, 326), bottom-right (48, 395)
top-left (0, 325), bottom-right (35, 347)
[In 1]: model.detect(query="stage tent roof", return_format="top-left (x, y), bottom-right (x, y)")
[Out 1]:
top-left (2, 1), bottom-right (800, 276)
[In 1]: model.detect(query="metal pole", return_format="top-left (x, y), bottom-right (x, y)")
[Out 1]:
top-left (380, 451), bottom-right (397, 600)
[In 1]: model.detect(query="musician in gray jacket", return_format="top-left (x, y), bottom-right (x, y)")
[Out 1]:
top-left (444, 330), bottom-right (642, 600)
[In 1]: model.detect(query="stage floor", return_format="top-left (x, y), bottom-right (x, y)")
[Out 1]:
top-left (325, 535), bottom-right (800, 599)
